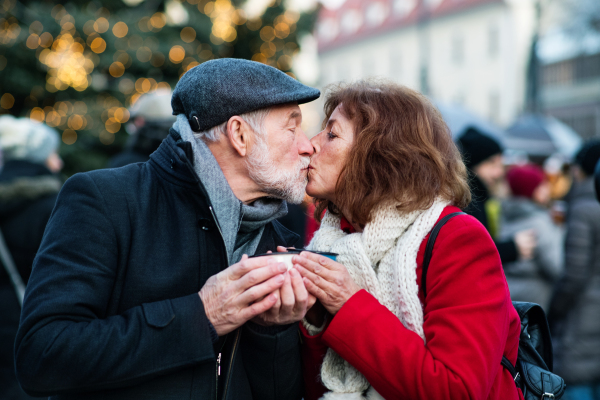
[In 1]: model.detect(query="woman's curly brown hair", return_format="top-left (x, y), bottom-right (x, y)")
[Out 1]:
top-left (314, 80), bottom-right (471, 227)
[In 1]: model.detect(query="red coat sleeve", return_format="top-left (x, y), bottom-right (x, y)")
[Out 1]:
top-left (320, 215), bottom-right (520, 400)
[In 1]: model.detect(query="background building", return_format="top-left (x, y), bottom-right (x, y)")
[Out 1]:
top-left (315, 0), bottom-right (539, 127)
top-left (538, 20), bottom-right (600, 139)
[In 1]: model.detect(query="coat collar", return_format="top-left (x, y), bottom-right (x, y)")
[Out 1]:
top-left (255, 220), bottom-right (300, 254)
top-left (148, 130), bottom-right (201, 188)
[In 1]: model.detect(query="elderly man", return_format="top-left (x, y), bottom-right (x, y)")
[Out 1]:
top-left (15, 59), bottom-right (319, 400)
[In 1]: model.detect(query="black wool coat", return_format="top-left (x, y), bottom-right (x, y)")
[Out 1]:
top-left (465, 173), bottom-right (518, 265)
top-left (15, 131), bottom-right (302, 400)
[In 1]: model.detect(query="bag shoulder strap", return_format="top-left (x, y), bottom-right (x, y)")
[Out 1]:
top-left (420, 211), bottom-right (525, 388)
top-left (501, 355), bottom-right (520, 383)
top-left (421, 211), bottom-right (466, 299)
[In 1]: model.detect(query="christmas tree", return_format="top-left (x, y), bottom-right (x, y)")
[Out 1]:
top-left (0, 0), bottom-right (318, 175)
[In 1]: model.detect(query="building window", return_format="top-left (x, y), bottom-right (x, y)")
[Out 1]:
top-left (338, 61), bottom-right (349, 82)
top-left (365, 2), bottom-right (387, 27)
top-left (556, 112), bottom-right (598, 140)
top-left (389, 50), bottom-right (401, 80)
top-left (420, 65), bottom-right (429, 95)
top-left (452, 34), bottom-right (464, 65)
top-left (362, 54), bottom-right (375, 78)
top-left (393, 0), bottom-right (416, 18)
top-left (488, 24), bottom-right (499, 58)
top-left (317, 18), bottom-right (339, 43)
top-left (489, 91), bottom-right (500, 123)
top-left (340, 9), bottom-right (363, 36)
top-left (321, 62), bottom-right (336, 85)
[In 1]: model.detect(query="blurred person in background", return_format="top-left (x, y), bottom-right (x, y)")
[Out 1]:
top-left (500, 165), bottom-right (563, 310)
top-left (548, 140), bottom-right (600, 400)
top-left (0, 115), bottom-right (62, 400)
top-left (108, 89), bottom-right (176, 168)
top-left (456, 128), bottom-right (537, 265)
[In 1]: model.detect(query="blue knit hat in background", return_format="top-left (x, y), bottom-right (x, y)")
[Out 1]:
top-left (171, 58), bottom-right (320, 132)
top-left (0, 115), bottom-right (60, 164)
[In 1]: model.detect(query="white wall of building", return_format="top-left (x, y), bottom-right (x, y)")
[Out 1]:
top-left (317, 0), bottom-right (537, 127)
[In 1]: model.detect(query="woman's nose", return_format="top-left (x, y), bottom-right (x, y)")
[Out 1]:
top-left (310, 131), bottom-right (324, 153)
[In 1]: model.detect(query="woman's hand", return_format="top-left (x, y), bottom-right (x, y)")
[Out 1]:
top-left (293, 252), bottom-right (360, 315)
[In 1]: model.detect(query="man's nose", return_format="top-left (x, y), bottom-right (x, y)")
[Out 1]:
top-left (297, 129), bottom-right (314, 157)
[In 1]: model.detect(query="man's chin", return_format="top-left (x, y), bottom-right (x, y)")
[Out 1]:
top-left (285, 181), bottom-right (308, 204)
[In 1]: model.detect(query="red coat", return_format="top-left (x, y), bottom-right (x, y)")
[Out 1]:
top-left (301, 206), bottom-right (524, 400)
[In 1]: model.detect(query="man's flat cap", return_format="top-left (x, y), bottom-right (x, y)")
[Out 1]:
top-left (171, 58), bottom-right (320, 132)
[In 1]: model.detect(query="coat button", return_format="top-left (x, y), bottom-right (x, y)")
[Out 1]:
top-left (198, 218), bottom-right (214, 231)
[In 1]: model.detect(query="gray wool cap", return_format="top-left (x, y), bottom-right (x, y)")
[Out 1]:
top-left (171, 58), bottom-right (320, 132)
top-left (0, 115), bottom-right (60, 164)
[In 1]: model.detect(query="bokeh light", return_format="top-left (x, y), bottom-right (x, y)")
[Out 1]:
top-left (181, 27), bottom-right (196, 43)
top-left (91, 37), bottom-right (106, 53)
top-left (169, 45), bottom-right (185, 64)
top-left (0, 93), bottom-right (15, 109)
top-left (112, 21), bottom-right (128, 38)
top-left (93, 17), bottom-right (109, 33)
top-left (62, 129), bottom-right (77, 145)
top-left (109, 62), bottom-right (125, 77)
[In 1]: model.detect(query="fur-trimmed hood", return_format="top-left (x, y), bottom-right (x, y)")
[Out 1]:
top-left (0, 160), bottom-right (62, 219)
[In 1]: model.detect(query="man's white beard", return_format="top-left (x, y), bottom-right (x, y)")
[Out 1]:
top-left (246, 136), bottom-right (309, 204)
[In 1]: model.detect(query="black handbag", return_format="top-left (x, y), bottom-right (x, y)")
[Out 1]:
top-left (422, 212), bottom-right (566, 399)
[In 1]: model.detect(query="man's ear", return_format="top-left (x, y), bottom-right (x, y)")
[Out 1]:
top-left (226, 116), bottom-right (252, 157)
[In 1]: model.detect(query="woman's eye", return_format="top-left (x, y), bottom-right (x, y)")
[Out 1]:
top-left (327, 131), bottom-right (336, 140)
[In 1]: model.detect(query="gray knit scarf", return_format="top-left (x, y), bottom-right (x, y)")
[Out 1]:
top-left (173, 115), bottom-right (287, 264)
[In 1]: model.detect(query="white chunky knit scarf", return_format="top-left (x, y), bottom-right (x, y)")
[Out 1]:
top-left (306, 198), bottom-right (449, 400)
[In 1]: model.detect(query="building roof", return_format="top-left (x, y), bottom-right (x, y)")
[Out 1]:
top-left (317, 0), bottom-right (504, 53)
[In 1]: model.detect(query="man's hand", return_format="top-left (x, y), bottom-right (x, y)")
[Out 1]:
top-left (252, 268), bottom-right (313, 326)
top-left (199, 255), bottom-right (288, 336)
top-left (251, 246), bottom-right (316, 326)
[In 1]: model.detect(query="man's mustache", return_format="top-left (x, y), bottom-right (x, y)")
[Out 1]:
top-left (298, 156), bottom-right (310, 171)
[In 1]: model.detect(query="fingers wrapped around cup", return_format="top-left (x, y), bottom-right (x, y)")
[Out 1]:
top-left (292, 251), bottom-right (360, 315)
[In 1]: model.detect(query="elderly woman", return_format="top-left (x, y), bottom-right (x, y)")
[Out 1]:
top-left (292, 81), bottom-right (523, 400)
